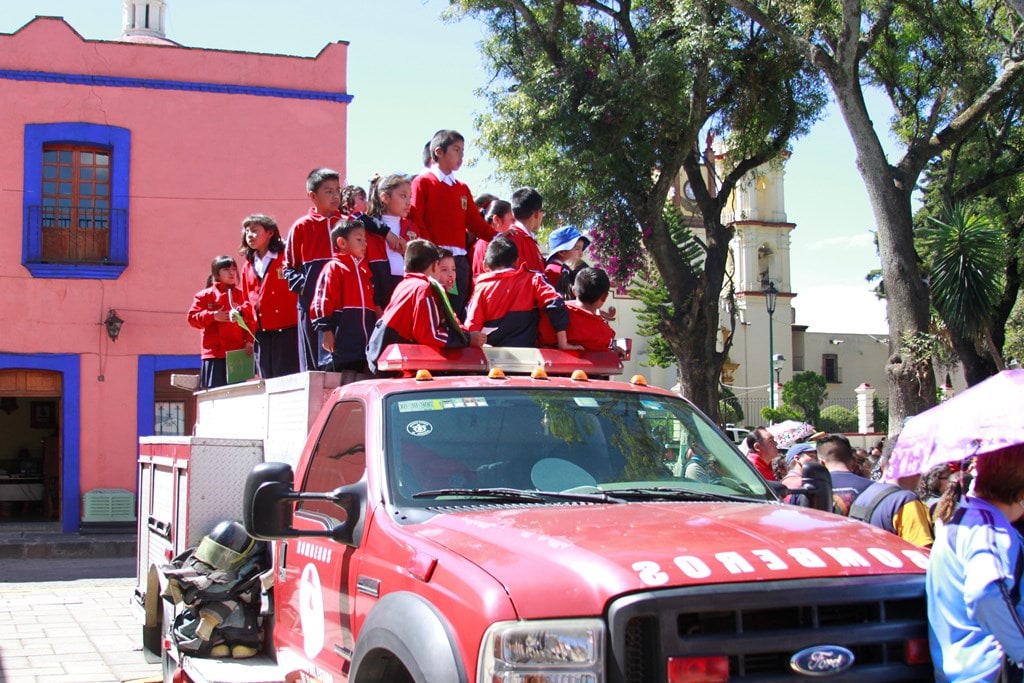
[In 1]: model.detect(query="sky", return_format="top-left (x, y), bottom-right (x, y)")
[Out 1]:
top-left (3, 0), bottom-right (894, 334)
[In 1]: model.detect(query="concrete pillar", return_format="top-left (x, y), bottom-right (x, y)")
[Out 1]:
top-left (856, 383), bottom-right (875, 434)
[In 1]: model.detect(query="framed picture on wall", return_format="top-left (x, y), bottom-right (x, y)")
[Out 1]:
top-left (30, 401), bottom-right (56, 429)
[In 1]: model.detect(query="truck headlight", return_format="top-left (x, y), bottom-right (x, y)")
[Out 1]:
top-left (478, 618), bottom-right (605, 683)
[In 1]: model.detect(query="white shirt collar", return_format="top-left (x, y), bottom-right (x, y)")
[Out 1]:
top-left (253, 250), bottom-right (277, 279)
top-left (431, 166), bottom-right (456, 186)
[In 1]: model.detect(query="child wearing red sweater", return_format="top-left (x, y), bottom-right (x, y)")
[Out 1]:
top-left (187, 256), bottom-right (256, 389)
top-left (410, 130), bottom-right (497, 317)
top-left (471, 199), bottom-right (513, 279)
top-left (506, 187), bottom-right (547, 273)
top-left (538, 267), bottom-right (617, 352)
top-left (366, 240), bottom-right (484, 373)
top-left (310, 220), bottom-right (376, 378)
top-left (466, 236), bottom-right (580, 349)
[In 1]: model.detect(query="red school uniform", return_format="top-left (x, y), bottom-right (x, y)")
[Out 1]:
top-left (505, 224), bottom-right (545, 273)
top-left (537, 301), bottom-right (614, 351)
top-left (465, 265), bottom-right (569, 347)
top-left (283, 208), bottom-right (342, 304)
top-left (409, 172), bottom-right (496, 250)
top-left (187, 283), bottom-right (256, 359)
top-left (240, 251), bottom-right (298, 332)
top-left (470, 237), bottom-right (490, 279)
top-left (364, 215), bottom-right (430, 309)
top-left (310, 253), bottom-right (376, 367)
top-left (366, 273), bottom-right (470, 371)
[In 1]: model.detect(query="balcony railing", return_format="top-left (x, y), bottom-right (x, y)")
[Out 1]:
top-left (25, 205), bottom-right (127, 265)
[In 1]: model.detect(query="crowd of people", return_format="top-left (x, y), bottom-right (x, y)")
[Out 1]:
top-left (742, 427), bottom-right (1024, 681)
top-left (187, 129), bottom-right (619, 389)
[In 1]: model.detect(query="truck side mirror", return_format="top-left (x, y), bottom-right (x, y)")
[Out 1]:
top-left (243, 461), bottom-right (365, 546)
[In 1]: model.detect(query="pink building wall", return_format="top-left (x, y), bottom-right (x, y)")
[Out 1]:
top-left (0, 17), bottom-right (349, 530)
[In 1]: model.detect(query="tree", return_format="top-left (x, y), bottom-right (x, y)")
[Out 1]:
top-left (915, 79), bottom-right (1024, 385)
top-left (446, 0), bottom-right (825, 420)
top-left (726, 0), bottom-right (1024, 441)
top-left (781, 371), bottom-right (828, 424)
top-left (918, 203), bottom-right (1007, 377)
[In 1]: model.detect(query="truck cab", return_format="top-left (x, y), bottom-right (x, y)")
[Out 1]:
top-left (234, 347), bottom-right (930, 682)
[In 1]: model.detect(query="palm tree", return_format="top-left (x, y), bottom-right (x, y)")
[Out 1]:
top-left (919, 203), bottom-right (1006, 380)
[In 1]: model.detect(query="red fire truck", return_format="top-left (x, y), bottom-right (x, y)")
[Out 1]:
top-left (138, 345), bottom-right (931, 682)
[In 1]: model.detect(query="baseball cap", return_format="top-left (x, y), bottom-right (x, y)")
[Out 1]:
top-left (547, 226), bottom-right (591, 256)
top-left (785, 442), bottom-right (817, 467)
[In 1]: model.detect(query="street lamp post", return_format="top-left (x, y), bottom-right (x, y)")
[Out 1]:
top-left (773, 353), bottom-right (786, 389)
top-left (764, 282), bottom-right (778, 409)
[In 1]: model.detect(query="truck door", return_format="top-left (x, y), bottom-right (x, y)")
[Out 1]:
top-left (275, 400), bottom-right (366, 674)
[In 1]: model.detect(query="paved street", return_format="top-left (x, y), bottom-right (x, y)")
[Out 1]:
top-left (0, 557), bottom-right (160, 683)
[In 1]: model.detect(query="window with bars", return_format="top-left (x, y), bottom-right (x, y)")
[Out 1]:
top-left (39, 146), bottom-right (112, 263)
top-left (822, 353), bottom-right (842, 384)
top-left (23, 123), bottom-right (130, 279)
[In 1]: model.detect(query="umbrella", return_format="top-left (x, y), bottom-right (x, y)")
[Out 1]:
top-left (767, 420), bottom-right (816, 450)
top-left (887, 369), bottom-right (1024, 479)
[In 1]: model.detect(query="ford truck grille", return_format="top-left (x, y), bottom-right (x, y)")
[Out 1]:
top-left (607, 575), bottom-right (930, 681)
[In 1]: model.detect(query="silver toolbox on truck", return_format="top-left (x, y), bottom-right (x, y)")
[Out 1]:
top-left (192, 372), bottom-right (340, 468)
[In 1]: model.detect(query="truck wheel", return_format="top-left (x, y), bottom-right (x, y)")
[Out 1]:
top-left (354, 650), bottom-right (415, 683)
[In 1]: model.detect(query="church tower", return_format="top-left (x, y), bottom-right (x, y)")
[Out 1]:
top-left (718, 150), bottom-right (796, 409)
top-left (121, 0), bottom-right (169, 41)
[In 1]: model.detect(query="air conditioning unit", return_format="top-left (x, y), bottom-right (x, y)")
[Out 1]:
top-left (82, 488), bottom-right (136, 523)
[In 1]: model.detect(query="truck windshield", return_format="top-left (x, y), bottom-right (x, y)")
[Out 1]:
top-left (384, 388), bottom-right (772, 507)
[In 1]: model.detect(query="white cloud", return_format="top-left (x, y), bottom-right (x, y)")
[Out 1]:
top-left (792, 285), bottom-right (889, 334)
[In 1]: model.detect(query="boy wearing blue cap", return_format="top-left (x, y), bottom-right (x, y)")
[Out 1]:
top-left (544, 226), bottom-right (591, 299)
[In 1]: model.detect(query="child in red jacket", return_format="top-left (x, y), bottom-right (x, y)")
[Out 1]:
top-left (466, 236), bottom-right (581, 349)
top-left (239, 214), bottom-right (299, 379)
top-left (187, 256), bottom-right (256, 389)
top-left (283, 168), bottom-right (343, 372)
top-left (366, 240), bottom-right (484, 373)
top-left (538, 267), bottom-right (617, 352)
top-left (544, 225), bottom-right (590, 299)
top-left (310, 220), bottom-right (376, 377)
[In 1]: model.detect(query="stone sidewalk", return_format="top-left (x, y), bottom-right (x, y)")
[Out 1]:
top-left (0, 558), bottom-right (160, 683)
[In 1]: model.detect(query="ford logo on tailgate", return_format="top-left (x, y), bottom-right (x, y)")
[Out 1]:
top-left (789, 645), bottom-right (855, 676)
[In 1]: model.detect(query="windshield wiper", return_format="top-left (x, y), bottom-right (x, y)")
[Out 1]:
top-left (412, 487), bottom-right (624, 504)
top-left (612, 486), bottom-right (761, 504)
top-left (414, 487), bottom-right (546, 502)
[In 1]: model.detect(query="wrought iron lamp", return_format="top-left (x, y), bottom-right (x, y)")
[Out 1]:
top-left (104, 309), bottom-right (124, 342)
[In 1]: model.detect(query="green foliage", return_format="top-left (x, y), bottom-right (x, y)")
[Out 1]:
top-left (899, 329), bottom-right (958, 378)
top-left (919, 204), bottom-right (1006, 340)
top-left (719, 386), bottom-right (744, 425)
top-left (1006, 298), bottom-right (1024, 366)
top-left (817, 405), bottom-right (857, 434)
top-left (781, 371), bottom-right (828, 424)
top-left (760, 403), bottom-right (804, 425)
top-left (444, 0), bottom-right (826, 418)
top-left (629, 206), bottom-right (707, 367)
top-left (872, 396), bottom-right (889, 434)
